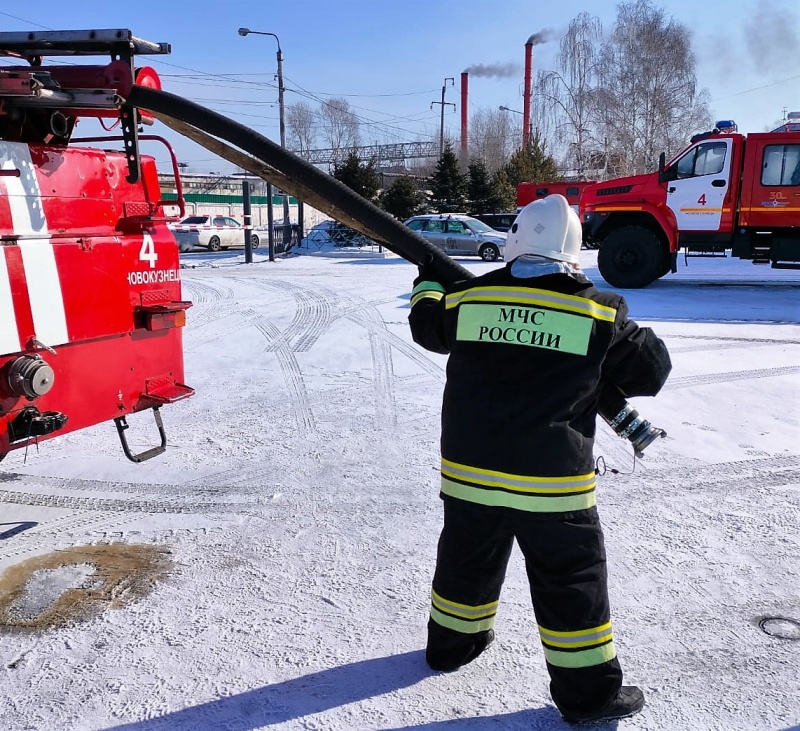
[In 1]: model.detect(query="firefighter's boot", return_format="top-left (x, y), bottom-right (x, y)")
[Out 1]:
top-left (561, 685), bottom-right (645, 725)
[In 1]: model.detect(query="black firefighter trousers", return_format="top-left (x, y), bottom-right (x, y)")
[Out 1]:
top-left (426, 497), bottom-right (623, 717)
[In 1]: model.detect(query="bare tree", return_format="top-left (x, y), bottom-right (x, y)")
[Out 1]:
top-left (535, 12), bottom-right (603, 177)
top-left (286, 101), bottom-right (318, 158)
top-left (595, 0), bottom-right (712, 175)
top-left (319, 96), bottom-right (360, 165)
top-left (469, 108), bottom-right (517, 173)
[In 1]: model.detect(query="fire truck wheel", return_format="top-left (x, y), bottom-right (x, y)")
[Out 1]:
top-left (208, 236), bottom-right (222, 252)
top-left (597, 225), bottom-right (665, 289)
top-left (251, 235), bottom-right (260, 249)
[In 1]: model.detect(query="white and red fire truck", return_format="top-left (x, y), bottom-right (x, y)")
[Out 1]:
top-left (581, 118), bottom-right (800, 288)
top-left (0, 29), bottom-right (192, 462)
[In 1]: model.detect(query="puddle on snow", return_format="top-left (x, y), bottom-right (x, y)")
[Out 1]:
top-left (0, 544), bottom-right (172, 632)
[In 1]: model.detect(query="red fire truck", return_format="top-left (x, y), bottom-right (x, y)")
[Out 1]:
top-left (581, 118), bottom-right (800, 288)
top-left (0, 29), bottom-right (192, 462)
top-left (517, 180), bottom-right (597, 213)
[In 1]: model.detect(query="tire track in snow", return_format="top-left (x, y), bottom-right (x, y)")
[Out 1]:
top-left (669, 341), bottom-right (795, 354)
top-left (181, 279), bottom-right (235, 329)
top-left (666, 365), bottom-right (800, 389)
top-left (0, 512), bottom-right (148, 563)
top-left (645, 454), bottom-right (800, 489)
top-left (345, 312), bottom-right (445, 383)
top-left (245, 309), bottom-right (315, 431)
top-left (0, 489), bottom-right (268, 514)
top-left (0, 471), bottom-right (288, 515)
top-left (184, 312), bottom-right (249, 352)
top-left (230, 276), bottom-right (336, 353)
top-left (346, 306), bottom-right (396, 427)
top-left (666, 334), bottom-right (800, 345)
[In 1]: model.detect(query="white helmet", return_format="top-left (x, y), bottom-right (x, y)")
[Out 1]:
top-left (504, 194), bottom-right (582, 264)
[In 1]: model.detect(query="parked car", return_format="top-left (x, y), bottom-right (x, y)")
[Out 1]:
top-left (404, 214), bottom-right (507, 261)
top-left (472, 212), bottom-right (517, 233)
top-left (169, 215), bottom-right (260, 253)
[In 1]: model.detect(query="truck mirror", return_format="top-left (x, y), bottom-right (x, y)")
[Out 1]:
top-left (657, 152), bottom-right (667, 182)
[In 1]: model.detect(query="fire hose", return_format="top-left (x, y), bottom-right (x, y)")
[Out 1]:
top-left (126, 85), bottom-right (665, 456)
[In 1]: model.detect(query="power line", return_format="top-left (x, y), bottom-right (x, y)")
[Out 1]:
top-left (711, 74), bottom-right (800, 102)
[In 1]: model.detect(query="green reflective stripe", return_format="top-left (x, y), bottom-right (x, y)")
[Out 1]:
top-left (445, 286), bottom-right (617, 322)
top-left (543, 641), bottom-right (617, 668)
top-left (432, 590), bottom-right (498, 620)
top-left (442, 459), bottom-right (596, 494)
top-left (430, 605), bottom-right (496, 634)
top-left (456, 303), bottom-right (592, 355)
top-left (412, 280), bottom-right (446, 296)
top-left (442, 477), bottom-right (596, 512)
top-left (539, 622), bottom-right (613, 649)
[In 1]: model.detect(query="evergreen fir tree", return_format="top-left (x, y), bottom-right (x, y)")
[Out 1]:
top-left (428, 143), bottom-right (467, 213)
top-left (332, 152), bottom-right (381, 203)
top-left (380, 175), bottom-right (422, 220)
top-left (489, 169), bottom-right (518, 213)
top-left (467, 159), bottom-right (495, 214)
top-left (504, 133), bottom-right (561, 189)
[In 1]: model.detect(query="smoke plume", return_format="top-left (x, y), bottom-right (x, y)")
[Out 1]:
top-left (462, 62), bottom-right (520, 79)
top-left (527, 28), bottom-right (555, 45)
top-left (743, 0), bottom-right (798, 75)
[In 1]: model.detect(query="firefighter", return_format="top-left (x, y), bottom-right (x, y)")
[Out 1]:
top-left (408, 194), bottom-right (671, 724)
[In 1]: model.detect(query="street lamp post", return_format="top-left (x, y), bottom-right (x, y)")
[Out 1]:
top-left (499, 106), bottom-right (530, 149)
top-left (238, 27), bottom-right (291, 259)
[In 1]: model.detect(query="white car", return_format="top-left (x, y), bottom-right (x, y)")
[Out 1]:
top-left (404, 214), bottom-right (507, 261)
top-left (169, 215), bottom-right (260, 253)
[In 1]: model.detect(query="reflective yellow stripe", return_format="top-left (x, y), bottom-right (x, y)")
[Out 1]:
top-left (430, 605), bottom-right (496, 634)
top-left (411, 289), bottom-right (444, 306)
top-left (445, 286), bottom-right (617, 322)
top-left (543, 641), bottom-right (617, 668)
top-left (432, 590), bottom-right (498, 619)
top-left (539, 621), bottom-right (613, 649)
top-left (442, 477), bottom-right (596, 512)
top-left (442, 458), bottom-right (595, 494)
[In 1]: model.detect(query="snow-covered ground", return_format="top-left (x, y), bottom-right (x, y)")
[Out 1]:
top-left (1, 246), bottom-right (799, 731)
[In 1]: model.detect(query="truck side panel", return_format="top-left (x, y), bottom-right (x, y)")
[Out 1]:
top-left (738, 132), bottom-right (800, 228)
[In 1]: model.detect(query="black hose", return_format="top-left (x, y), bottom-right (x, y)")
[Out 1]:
top-left (126, 85), bottom-right (472, 287)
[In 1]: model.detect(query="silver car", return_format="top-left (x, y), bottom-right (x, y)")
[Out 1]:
top-left (404, 214), bottom-right (506, 261)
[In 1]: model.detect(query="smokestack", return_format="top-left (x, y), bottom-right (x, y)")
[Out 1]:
top-left (523, 41), bottom-right (533, 149)
top-left (460, 72), bottom-right (468, 156)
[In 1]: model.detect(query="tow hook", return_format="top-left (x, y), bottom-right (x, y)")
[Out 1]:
top-left (8, 406), bottom-right (68, 442)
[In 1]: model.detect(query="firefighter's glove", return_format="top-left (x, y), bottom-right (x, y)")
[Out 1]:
top-left (414, 253), bottom-right (442, 288)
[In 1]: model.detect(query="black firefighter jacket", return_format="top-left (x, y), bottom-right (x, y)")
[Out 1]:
top-left (409, 262), bottom-right (671, 517)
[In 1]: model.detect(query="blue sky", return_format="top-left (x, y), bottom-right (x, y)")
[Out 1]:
top-left (1, 0), bottom-right (798, 172)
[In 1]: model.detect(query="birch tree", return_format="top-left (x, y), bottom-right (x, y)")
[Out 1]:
top-left (595, 0), bottom-right (712, 175)
top-left (535, 12), bottom-right (603, 177)
top-left (319, 96), bottom-right (360, 166)
top-left (286, 101), bottom-right (317, 158)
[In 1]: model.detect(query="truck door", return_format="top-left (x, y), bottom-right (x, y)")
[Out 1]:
top-left (666, 139), bottom-right (732, 231)
top-left (745, 139), bottom-right (800, 228)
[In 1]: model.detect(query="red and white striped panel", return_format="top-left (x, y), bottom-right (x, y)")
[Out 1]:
top-left (0, 141), bottom-right (69, 355)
